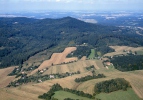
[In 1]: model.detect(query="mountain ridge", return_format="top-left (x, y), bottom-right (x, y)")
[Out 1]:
top-left (0, 17), bottom-right (143, 68)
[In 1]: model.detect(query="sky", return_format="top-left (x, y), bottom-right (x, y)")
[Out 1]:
top-left (0, 0), bottom-right (143, 13)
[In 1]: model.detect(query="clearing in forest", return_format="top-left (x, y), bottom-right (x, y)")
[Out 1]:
top-left (88, 49), bottom-right (95, 59)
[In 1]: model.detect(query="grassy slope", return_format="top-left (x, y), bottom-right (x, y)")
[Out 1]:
top-left (96, 88), bottom-right (140, 100)
top-left (53, 90), bottom-right (93, 100)
top-left (53, 88), bottom-right (140, 100)
top-left (88, 49), bottom-right (95, 59)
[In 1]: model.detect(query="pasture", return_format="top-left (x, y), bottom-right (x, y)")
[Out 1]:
top-left (96, 88), bottom-right (140, 100)
top-left (88, 49), bottom-right (95, 59)
top-left (53, 90), bottom-right (93, 100)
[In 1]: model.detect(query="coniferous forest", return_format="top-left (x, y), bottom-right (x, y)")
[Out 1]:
top-left (0, 17), bottom-right (143, 68)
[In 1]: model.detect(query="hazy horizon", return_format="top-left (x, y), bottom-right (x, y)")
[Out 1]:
top-left (0, 0), bottom-right (143, 13)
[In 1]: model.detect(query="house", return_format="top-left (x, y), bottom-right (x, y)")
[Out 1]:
top-left (15, 83), bottom-right (20, 86)
top-left (106, 62), bottom-right (111, 66)
top-left (40, 70), bottom-right (44, 73)
top-left (21, 71), bottom-right (25, 74)
top-left (38, 80), bottom-right (42, 83)
top-left (50, 75), bottom-right (54, 79)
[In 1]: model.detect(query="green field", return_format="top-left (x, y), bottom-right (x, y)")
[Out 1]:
top-left (136, 51), bottom-right (143, 55)
top-left (88, 49), bottom-right (95, 59)
top-left (96, 88), bottom-right (140, 100)
top-left (53, 91), bottom-right (93, 100)
top-left (107, 64), bottom-right (115, 70)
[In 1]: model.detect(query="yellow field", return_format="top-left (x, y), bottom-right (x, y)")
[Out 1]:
top-left (104, 46), bottom-right (143, 57)
top-left (43, 60), bottom-right (102, 75)
top-left (76, 68), bottom-right (143, 99)
top-left (1, 46), bottom-right (143, 100)
top-left (30, 47), bottom-right (78, 75)
top-left (0, 61), bottom-right (143, 99)
top-left (0, 67), bottom-right (15, 88)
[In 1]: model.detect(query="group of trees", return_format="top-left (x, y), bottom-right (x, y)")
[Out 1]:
top-left (86, 65), bottom-right (96, 71)
top-left (23, 65), bottom-right (39, 71)
top-left (96, 46), bottom-right (115, 56)
top-left (67, 46), bottom-right (91, 59)
top-left (110, 55), bottom-right (143, 71)
top-left (38, 83), bottom-right (62, 100)
top-left (7, 71), bottom-right (81, 87)
top-left (38, 83), bottom-right (95, 100)
top-left (8, 65), bottom-right (22, 76)
top-left (75, 74), bottom-right (105, 83)
top-left (94, 78), bottom-right (131, 94)
top-left (63, 88), bottom-right (94, 99)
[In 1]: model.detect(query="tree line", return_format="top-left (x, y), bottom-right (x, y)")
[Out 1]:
top-left (7, 71), bottom-right (80, 87)
top-left (75, 74), bottom-right (105, 83)
top-left (38, 83), bottom-right (95, 100)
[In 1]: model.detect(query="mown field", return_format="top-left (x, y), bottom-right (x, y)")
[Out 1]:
top-left (30, 47), bottom-right (78, 75)
top-left (42, 60), bottom-right (102, 75)
top-left (0, 60), bottom-right (143, 100)
top-left (0, 46), bottom-right (143, 100)
top-left (88, 49), bottom-right (95, 59)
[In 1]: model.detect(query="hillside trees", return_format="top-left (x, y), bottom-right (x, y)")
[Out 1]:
top-left (1, 17), bottom-right (143, 68)
top-left (75, 74), bottom-right (105, 83)
top-left (94, 78), bottom-right (131, 94)
top-left (110, 55), bottom-right (143, 71)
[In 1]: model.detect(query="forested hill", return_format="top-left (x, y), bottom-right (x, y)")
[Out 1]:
top-left (0, 17), bottom-right (143, 68)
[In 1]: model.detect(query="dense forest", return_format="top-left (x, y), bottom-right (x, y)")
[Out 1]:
top-left (67, 46), bottom-right (91, 59)
top-left (110, 55), bottom-right (143, 71)
top-left (94, 78), bottom-right (131, 94)
top-left (0, 17), bottom-right (143, 68)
